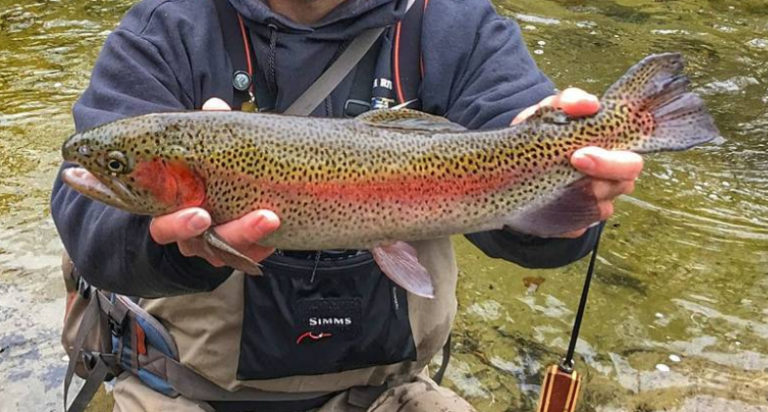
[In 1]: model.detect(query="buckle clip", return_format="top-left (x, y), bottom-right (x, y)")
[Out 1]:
top-left (344, 99), bottom-right (372, 117)
top-left (77, 276), bottom-right (91, 299)
top-left (108, 316), bottom-right (123, 337)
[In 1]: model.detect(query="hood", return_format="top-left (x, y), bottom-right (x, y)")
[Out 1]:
top-left (229, 0), bottom-right (410, 40)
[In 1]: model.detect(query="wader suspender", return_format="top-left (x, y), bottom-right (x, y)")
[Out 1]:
top-left (63, 290), bottom-right (117, 412)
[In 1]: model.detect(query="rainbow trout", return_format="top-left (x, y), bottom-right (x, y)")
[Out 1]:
top-left (61, 53), bottom-right (719, 298)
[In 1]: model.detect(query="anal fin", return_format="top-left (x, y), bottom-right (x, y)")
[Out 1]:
top-left (505, 178), bottom-right (601, 238)
top-left (371, 241), bottom-right (435, 299)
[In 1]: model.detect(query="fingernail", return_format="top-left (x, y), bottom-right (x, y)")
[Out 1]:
top-left (573, 152), bottom-right (595, 172)
top-left (250, 214), bottom-right (265, 230)
top-left (187, 211), bottom-right (209, 232)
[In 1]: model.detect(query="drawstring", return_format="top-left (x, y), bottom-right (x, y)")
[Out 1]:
top-left (267, 23), bottom-right (278, 96)
top-left (309, 251), bottom-right (321, 283)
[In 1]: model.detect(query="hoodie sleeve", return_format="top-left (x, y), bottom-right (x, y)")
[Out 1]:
top-left (51, 4), bottom-right (232, 297)
top-left (421, 0), bottom-right (599, 268)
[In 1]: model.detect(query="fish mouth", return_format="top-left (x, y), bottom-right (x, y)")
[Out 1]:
top-left (61, 167), bottom-right (138, 212)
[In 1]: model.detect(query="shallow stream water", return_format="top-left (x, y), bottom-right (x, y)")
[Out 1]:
top-left (0, 0), bottom-right (766, 411)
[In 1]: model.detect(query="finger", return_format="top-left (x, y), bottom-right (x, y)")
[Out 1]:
top-left (150, 208), bottom-right (211, 245)
top-left (202, 97), bottom-right (232, 111)
top-left (558, 228), bottom-right (587, 239)
top-left (551, 87), bottom-right (600, 117)
top-left (511, 95), bottom-right (555, 125)
top-left (571, 147), bottom-right (644, 180)
top-left (597, 200), bottom-right (615, 221)
top-left (213, 210), bottom-right (281, 247)
top-left (237, 245), bottom-right (277, 264)
top-left (591, 179), bottom-right (636, 200)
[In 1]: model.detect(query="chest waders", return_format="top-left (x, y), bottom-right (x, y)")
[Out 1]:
top-left (61, 1), bottom-right (453, 411)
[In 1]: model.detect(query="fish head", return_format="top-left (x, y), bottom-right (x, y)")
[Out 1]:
top-left (60, 115), bottom-right (206, 216)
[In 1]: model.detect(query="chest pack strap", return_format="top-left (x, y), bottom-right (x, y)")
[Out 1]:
top-left (63, 295), bottom-right (118, 412)
top-left (284, 26), bottom-right (386, 116)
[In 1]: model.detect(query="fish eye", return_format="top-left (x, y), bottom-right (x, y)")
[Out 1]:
top-left (106, 151), bottom-right (130, 174)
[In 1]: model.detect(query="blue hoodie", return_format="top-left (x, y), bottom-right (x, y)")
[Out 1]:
top-left (51, 0), bottom-right (599, 297)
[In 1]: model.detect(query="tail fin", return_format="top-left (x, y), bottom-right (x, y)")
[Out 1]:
top-left (603, 53), bottom-right (720, 152)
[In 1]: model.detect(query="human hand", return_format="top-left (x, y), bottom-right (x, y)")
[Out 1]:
top-left (511, 88), bottom-right (643, 238)
top-left (148, 98), bottom-right (281, 272)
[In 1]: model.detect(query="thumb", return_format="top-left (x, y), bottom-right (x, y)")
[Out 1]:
top-left (551, 87), bottom-right (600, 118)
top-left (202, 98), bottom-right (231, 111)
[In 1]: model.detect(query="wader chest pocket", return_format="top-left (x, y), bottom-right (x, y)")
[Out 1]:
top-left (237, 254), bottom-right (417, 380)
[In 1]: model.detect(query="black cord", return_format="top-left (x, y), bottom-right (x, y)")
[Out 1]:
top-left (561, 222), bottom-right (605, 373)
top-left (432, 334), bottom-right (451, 384)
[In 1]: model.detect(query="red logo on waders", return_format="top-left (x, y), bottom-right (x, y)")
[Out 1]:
top-left (296, 331), bottom-right (333, 344)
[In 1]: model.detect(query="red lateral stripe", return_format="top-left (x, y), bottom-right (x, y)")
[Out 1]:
top-left (393, 21), bottom-right (405, 103)
top-left (256, 170), bottom-right (515, 205)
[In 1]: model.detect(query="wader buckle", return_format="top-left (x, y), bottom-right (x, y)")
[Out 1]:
top-left (77, 276), bottom-right (91, 299)
top-left (107, 316), bottom-right (123, 337)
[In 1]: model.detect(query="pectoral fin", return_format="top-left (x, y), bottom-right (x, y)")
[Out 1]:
top-left (203, 229), bottom-right (263, 275)
top-left (504, 178), bottom-right (601, 237)
top-left (371, 241), bottom-right (435, 299)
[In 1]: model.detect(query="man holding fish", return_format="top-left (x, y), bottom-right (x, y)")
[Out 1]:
top-left (50, 0), bottom-right (670, 410)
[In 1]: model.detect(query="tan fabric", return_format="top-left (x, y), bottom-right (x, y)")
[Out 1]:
top-left (112, 373), bottom-right (207, 412)
top-left (138, 238), bottom-right (458, 394)
top-left (318, 374), bottom-right (476, 412)
top-left (112, 371), bottom-right (475, 412)
top-left (366, 375), bottom-right (476, 412)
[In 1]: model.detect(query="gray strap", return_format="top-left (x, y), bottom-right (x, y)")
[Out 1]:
top-left (63, 295), bottom-right (101, 412)
top-left (66, 356), bottom-right (113, 412)
top-left (164, 357), bottom-right (332, 402)
top-left (432, 334), bottom-right (451, 385)
top-left (284, 27), bottom-right (386, 116)
top-left (347, 385), bottom-right (388, 408)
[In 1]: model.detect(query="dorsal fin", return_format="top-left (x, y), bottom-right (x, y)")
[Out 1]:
top-left (355, 109), bottom-right (467, 133)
